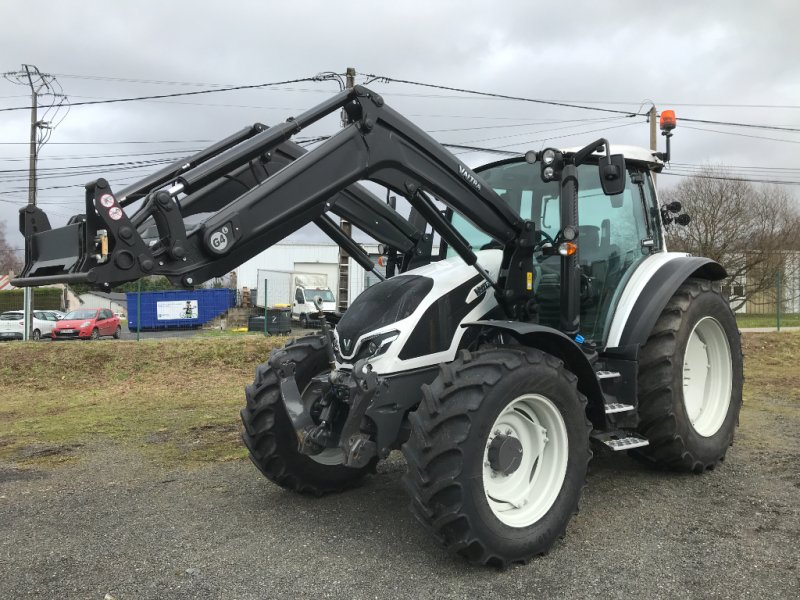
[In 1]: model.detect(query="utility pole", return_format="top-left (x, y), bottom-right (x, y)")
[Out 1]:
top-left (337, 67), bottom-right (356, 313)
top-left (3, 64), bottom-right (66, 340)
top-left (649, 105), bottom-right (658, 186)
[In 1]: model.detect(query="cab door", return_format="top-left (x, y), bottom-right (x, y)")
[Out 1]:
top-left (462, 157), bottom-right (659, 345)
top-left (292, 287), bottom-right (306, 318)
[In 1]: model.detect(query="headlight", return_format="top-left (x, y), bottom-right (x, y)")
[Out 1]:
top-left (542, 148), bottom-right (557, 165)
top-left (80, 321), bottom-right (92, 328)
top-left (351, 330), bottom-right (400, 362)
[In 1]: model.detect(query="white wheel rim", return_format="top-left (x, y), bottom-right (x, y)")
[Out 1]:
top-left (483, 394), bottom-right (568, 528)
top-left (301, 375), bottom-right (345, 466)
top-left (682, 316), bottom-right (732, 437)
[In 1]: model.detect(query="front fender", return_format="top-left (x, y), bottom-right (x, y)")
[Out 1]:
top-left (464, 320), bottom-right (606, 427)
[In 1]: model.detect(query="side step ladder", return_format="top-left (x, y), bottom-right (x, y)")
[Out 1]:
top-left (596, 370), bottom-right (636, 415)
top-left (591, 430), bottom-right (650, 451)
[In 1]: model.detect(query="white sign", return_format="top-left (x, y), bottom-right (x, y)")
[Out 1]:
top-left (156, 300), bottom-right (198, 320)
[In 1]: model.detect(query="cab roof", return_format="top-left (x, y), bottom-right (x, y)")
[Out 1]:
top-left (561, 144), bottom-right (665, 172)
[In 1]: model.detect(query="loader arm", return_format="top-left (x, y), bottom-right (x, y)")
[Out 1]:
top-left (14, 86), bottom-right (533, 318)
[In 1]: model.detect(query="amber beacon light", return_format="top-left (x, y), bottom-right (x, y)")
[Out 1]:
top-left (659, 109), bottom-right (677, 132)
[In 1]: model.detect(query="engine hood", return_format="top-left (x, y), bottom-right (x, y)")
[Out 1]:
top-left (333, 250), bottom-right (503, 373)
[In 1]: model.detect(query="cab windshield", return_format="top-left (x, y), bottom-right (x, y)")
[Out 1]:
top-left (450, 158), bottom-right (658, 343)
top-left (305, 289), bottom-right (335, 303)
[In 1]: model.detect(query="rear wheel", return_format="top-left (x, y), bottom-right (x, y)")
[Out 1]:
top-left (402, 347), bottom-right (591, 567)
top-left (32, 329), bottom-right (40, 341)
top-left (113, 325), bottom-right (121, 339)
top-left (635, 278), bottom-right (743, 471)
top-left (240, 335), bottom-right (372, 495)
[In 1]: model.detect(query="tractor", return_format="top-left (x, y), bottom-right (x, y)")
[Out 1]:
top-left (13, 87), bottom-right (742, 567)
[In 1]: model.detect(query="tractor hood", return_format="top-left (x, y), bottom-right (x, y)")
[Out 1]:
top-left (333, 250), bottom-right (503, 373)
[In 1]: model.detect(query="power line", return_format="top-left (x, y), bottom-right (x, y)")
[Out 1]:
top-left (50, 74), bottom-right (800, 110)
top-left (659, 171), bottom-right (800, 186)
top-left (0, 139), bottom-right (214, 145)
top-left (0, 149), bottom-right (201, 162)
top-left (680, 124), bottom-right (800, 145)
top-left (365, 75), bottom-right (800, 134)
top-left (0, 76), bottom-right (330, 112)
top-left (365, 74), bottom-right (643, 117)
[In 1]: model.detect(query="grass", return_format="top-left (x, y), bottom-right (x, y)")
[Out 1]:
top-left (0, 336), bottom-right (287, 467)
top-left (1, 331), bottom-right (798, 470)
top-left (735, 313), bottom-right (800, 328)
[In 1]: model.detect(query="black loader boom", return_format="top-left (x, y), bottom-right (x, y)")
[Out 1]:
top-left (15, 85), bottom-right (616, 323)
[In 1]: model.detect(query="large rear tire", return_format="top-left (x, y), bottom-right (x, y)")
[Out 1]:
top-left (402, 347), bottom-right (591, 567)
top-left (240, 335), bottom-right (372, 495)
top-left (635, 278), bottom-right (743, 471)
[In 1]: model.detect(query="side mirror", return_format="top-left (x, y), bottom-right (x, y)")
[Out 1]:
top-left (598, 154), bottom-right (626, 196)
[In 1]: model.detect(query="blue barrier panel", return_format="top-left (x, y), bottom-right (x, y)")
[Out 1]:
top-left (126, 288), bottom-right (235, 331)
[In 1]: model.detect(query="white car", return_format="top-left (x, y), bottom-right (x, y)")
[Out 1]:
top-left (0, 310), bottom-right (60, 341)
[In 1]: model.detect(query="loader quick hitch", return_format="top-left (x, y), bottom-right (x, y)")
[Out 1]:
top-left (15, 179), bottom-right (155, 288)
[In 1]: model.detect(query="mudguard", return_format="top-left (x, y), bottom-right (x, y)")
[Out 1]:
top-left (464, 320), bottom-right (606, 426)
top-left (609, 256), bottom-right (726, 353)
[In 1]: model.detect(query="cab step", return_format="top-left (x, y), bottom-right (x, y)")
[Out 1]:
top-left (591, 430), bottom-right (649, 451)
top-left (604, 402), bottom-right (635, 414)
top-left (595, 370), bottom-right (621, 380)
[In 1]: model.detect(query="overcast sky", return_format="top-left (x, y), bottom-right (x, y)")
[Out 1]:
top-left (1, 0), bottom-right (799, 260)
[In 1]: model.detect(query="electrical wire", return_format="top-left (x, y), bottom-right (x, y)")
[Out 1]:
top-left (659, 171), bottom-right (800, 186)
top-left (679, 124), bottom-right (800, 145)
top-left (365, 74), bottom-right (800, 133)
top-left (0, 76), bottom-right (333, 112)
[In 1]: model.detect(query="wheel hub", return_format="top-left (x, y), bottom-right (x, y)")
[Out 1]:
top-left (487, 434), bottom-right (523, 475)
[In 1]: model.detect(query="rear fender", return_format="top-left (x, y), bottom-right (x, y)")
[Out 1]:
top-left (464, 320), bottom-right (606, 427)
top-left (606, 255), bottom-right (726, 353)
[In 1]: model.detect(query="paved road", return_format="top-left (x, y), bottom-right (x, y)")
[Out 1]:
top-left (1, 426), bottom-right (797, 599)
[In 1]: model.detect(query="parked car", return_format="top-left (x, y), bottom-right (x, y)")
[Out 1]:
top-left (0, 310), bottom-right (60, 341)
top-left (51, 308), bottom-right (121, 340)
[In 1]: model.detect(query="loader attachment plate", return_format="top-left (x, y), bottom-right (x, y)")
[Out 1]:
top-left (13, 178), bottom-right (155, 289)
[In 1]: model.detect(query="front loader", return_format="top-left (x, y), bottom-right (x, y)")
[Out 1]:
top-left (13, 87), bottom-right (743, 567)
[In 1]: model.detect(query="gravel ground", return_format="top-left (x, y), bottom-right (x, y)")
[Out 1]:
top-left (1, 405), bottom-right (798, 600)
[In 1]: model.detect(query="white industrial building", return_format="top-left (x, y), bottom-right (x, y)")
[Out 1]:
top-left (234, 242), bottom-right (384, 307)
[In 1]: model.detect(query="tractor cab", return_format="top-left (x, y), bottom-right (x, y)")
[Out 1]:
top-left (450, 147), bottom-right (665, 345)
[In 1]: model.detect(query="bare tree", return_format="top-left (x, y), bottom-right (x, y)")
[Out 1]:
top-left (663, 166), bottom-right (800, 311)
top-left (0, 221), bottom-right (22, 276)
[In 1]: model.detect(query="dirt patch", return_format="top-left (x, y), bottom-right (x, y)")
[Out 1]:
top-left (0, 466), bottom-right (45, 483)
top-left (16, 442), bottom-right (83, 460)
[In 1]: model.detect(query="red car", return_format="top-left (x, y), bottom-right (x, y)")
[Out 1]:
top-left (51, 308), bottom-right (121, 340)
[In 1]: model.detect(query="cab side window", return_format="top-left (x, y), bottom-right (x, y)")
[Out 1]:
top-left (295, 289), bottom-right (305, 304)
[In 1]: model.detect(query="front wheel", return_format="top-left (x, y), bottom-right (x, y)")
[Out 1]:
top-left (240, 335), bottom-right (372, 495)
top-left (635, 278), bottom-right (743, 471)
top-left (89, 328), bottom-right (100, 341)
top-left (402, 347), bottom-right (591, 567)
